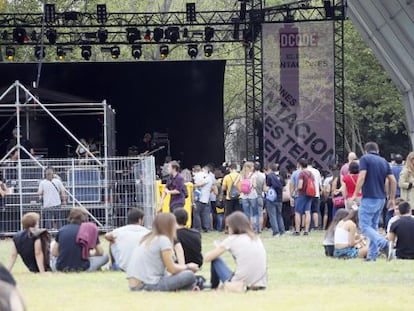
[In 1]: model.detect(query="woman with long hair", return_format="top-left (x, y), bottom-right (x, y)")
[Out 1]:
top-left (239, 162), bottom-right (259, 232)
top-left (340, 161), bottom-right (362, 210)
top-left (204, 211), bottom-right (267, 290)
top-left (399, 152), bottom-right (414, 204)
top-left (127, 213), bottom-right (198, 291)
top-left (334, 209), bottom-right (368, 259)
top-left (8, 213), bottom-right (50, 273)
top-left (323, 209), bottom-right (349, 257)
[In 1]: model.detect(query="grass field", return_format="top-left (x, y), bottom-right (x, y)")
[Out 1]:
top-left (1, 230), bottom-right (413, 311)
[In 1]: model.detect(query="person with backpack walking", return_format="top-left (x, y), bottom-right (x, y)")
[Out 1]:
top-left (239, 162), bottom-right (259, 233)
top-left (294, 158), bottom-right (316, 236)
top-left (221, 163), bottom-right (242, 232)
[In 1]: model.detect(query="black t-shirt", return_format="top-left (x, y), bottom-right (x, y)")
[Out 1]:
top-left (13, 230), bottom-right (39, 272)
top-left (176, 228), bottom-right (203, 267)
top-left (0, 263), bottom-right (16, 286)
top-left (56, 223), bottom-right (96, 272)
top-left (390, 216), bottom-right (414, 259)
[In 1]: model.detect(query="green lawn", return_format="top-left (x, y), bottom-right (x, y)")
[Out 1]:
top-left (1, 231), bottom-right (413, 311)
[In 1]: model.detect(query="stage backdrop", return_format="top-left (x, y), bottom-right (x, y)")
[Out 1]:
top-left (262, 22), bottom-right (335, 170)
top-left (0, 61), bottom-right (225, 167)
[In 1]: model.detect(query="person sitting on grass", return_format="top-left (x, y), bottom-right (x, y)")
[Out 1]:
top-left (105, 208), bottom-right (149, 271)
top-left (174, 208), bottom-right (203, 267)
top-left (387, 201), bottom-right (414, 260)
top-left (323, 209), bottom-right (349, 257)
top-left (126, 213), bottom-right (199, 291)
top-left (52, 207), bottom-right (108, 272)
top-left (8, 213), bottom-right (51, 273)
top-left (204, 211), bottom-right (267, 290)
top-left (334, 208), bottom-right (368, 259)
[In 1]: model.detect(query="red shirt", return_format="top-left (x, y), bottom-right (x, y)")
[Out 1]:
top-left (343, 174), bottom-right (362, 198)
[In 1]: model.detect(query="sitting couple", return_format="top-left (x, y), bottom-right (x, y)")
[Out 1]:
top-left (8, 208), bottom-right (109, 274)
top-left (126, 210), bottom-right (267, 292)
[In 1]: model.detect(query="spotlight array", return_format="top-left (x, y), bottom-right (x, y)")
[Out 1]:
top-left (160, 45), bottom-right (169, 60)
top-left (81, 45), bottom-right (92, 60)
top-left (6, 46), bottom-right (15, 61)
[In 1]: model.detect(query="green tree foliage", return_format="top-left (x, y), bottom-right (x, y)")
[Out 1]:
top-left (344, 22), bottom-right (409, 158)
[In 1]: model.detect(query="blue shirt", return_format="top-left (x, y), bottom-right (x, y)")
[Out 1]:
top-left (290, 169), bottom-right (301, 198)
top-left (391, 164), bottom-right (403, 197)
top-left (359, 153), bottom-right (392, 199)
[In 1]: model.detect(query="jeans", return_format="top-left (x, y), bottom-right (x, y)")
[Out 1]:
top-left (132, 270), bottom-right (196, 292)
top-left (211, 257), bottom-right (233, 289)
top-left (359, 198), bottom-right (388, 260)
top-left (241, 198), bottom-right (259, 232)
top-left (88, 255), bottom-right (109, 272)
top-left (193, 201), bottom-right (211, 231)
top-left (267, 200), bottom-right (285, 236)
top-left (42, 206), bottom-right (63, 230)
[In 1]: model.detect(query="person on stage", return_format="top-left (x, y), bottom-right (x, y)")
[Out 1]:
top-left (6, 128), bottom-right (34, 160)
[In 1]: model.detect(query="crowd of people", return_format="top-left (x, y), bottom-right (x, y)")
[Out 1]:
top-left (2, 140), bottom-right (414, 305)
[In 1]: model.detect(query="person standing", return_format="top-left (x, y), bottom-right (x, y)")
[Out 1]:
top-left (308, 160), bottom-right (322, 230)
top-left (265, 163), bottom-right (285, 237)
top-left (193, 166), bottom-right (213, 232)
top-left (159, 161), bottom-right (186, 213)
top-left (221, 163), bottom-right (241, 231)
top-left (340, 152), bottom-right (358, 177)
top-left (7, 128), bottom-right (35, 160)
top-left (38, 167), bottom-right (67, 230)
top-left (254, 162), bottom-right (266, 232)
top-left (239, 162), bottom-right (259, 233)
top-left (351, 142), bottom-right (396, 261)
top-left (295, 158), bottom-right (314, 236)
top-left (398, 152), bottom-right (414, 204)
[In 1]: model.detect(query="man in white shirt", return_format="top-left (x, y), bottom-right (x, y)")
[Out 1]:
top-left (38, 167), bottom-right (67, 230)
top-left (105, 208), bottom-right (149, 271)
top-left (307, 160), bottom-right (322, 230)
top-left (193, 166), bottom-right (213, 232)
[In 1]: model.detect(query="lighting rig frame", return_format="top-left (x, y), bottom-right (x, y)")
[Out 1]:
top-left (0, 0), bottom-right (347, 163)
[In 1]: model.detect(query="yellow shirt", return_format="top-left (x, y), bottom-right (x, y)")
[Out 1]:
top-left (222, 172), bottom-right (240, 200)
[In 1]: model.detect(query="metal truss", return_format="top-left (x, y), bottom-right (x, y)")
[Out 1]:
top-left (0, 0), bottom-right (346, 163)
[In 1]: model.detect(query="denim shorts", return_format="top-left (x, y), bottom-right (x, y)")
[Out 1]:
top-left (294, 195), bottom-right (312, 215)
top-left (334, 247), bottom-right (359, 259)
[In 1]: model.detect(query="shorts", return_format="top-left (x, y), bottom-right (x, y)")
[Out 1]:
top-left (294, 195), bottom-right (312, 215)
top-left (311, 197), bottom-right (320, 214)
top-left (334, 247), bottom-right (359, 259)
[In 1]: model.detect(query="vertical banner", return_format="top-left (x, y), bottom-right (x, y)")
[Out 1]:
top-left (263, 22), bottom-right (335, 170)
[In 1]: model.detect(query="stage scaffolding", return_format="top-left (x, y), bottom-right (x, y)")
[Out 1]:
top-left (0, 81), bottom-right (156, 235)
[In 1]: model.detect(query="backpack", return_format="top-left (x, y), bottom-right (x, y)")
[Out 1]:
top-left (229, 175), bottom-right (240, 200)
top-left (266, 187), bottom-right (277, 202)
top-left (240, 175), bottom-right (253, 195)
top-left (304, 172), bottom-right (316, 197)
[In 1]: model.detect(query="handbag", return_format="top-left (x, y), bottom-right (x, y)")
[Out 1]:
top-left (333, 195), bottom-right (345, 208)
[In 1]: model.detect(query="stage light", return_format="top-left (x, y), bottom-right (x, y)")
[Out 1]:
top-left (46, 29), bottom-right (57, 44)
top-left (56, 46), bottom-right (65, 60)
top-left (2, 30), bottom-right (8, 40)
top-left (183, 28), bottom-right (189, 38)
top-left (204, 27), bottom-right (215, 42)
top-left (126, 28), bottom-right (141, 44)
top-left (30, 30), bottom-right (38, 41)
top-left (144, 29), bottom-right (151, 41)
top-left (131, 44), bottom-right (142, 60)
top-left (81, 46), bottom-right (92, 60)
top-left (239, 1), bottom-right (247, 21)
top-left (34, 46), bottom-right (46, 60)
top-left (160, 45), bottom-right (169, 60)
top-left (284, 13), bottom-right (295, 23)
top-left (64, 11), bottom-right (79, 21)
top-left (188, 44), bottom-right (198, 59)
top-left (110, 46), bottom-right (120, 59)
top-left (165, 27), bottom-right (180, 44)
top-left (97, 4), bottom-right (108, 24)
top-left (44, 4), bottom-right (56, 23)
top-left (204, 44), bottom-right (213, 57)
top-left (13, 28), bottom-right (27, 44)
top-left (324, 0), bottom-right (334, 18)
top-left (6, 47), bottom-right (15, 61)
top-left (97, 29), bottom-right (108, 43)
top-left (232, 18), bottom-right (240, 40)
top-left (186, 3), bottom-right (196, 22)
top-left (153, 28), bottom-right (164, 43)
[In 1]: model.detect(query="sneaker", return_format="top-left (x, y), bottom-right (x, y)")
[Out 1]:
top-left (303, 232), bottom-right (309, 236)
top-left (272, 234), bottom-right (280, 238)
top-left (292, 231), bottom-right (300, 236)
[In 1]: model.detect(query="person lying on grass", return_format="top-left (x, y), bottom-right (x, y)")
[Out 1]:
top-left (204, 211), bottom-right (267, 291)
top-left (8, 212), bottom-right (51, 273)
top-left (334, 208), bottom-right (368, 259)
top-left (126, 213), bottom-right (199, 291)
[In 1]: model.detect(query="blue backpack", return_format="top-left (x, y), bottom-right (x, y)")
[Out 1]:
top-left (266, 187), bottom-right (277, 202)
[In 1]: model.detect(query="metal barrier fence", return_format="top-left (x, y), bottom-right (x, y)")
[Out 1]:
top-left (0, 156), bottom-right (156, 236)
